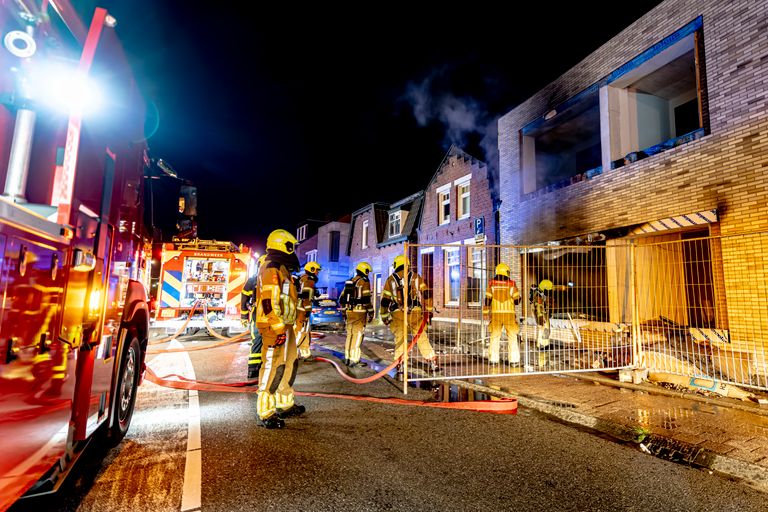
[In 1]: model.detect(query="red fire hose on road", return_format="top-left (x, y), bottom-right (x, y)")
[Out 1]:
top-left (143, 314), bottom-right (518, 414)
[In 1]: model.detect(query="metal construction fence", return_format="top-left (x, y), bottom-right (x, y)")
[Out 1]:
top-left (398, 232), bottom-right (768, 393)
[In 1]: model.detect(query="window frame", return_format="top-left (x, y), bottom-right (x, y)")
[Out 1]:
top-left (388, 211), bottom-right (402, 238)
top-left (455, 176), bottom-right (471, 220)
top-left (465, 241), bottom-right (486, 307)
top-left (297, 224), bottom-right (307, 242)
top-left (361, 219), bottom-right (369, 249)
top-left (443, 246), bottom-right (460, 307)
top-left (437, 184), bottom-right (451, 225)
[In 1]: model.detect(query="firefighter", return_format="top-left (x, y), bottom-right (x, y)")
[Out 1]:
top-left (530, 279), bottom-right (555, 367)
top-left (483, 263), bottom-right (521, 365)
top-left (339, 261), bottom-right (374, 367)
top-left (379, 255), bottom-right (440, 374)
top-left (241, 254), bottom-right (266, 380)
top-left (296, 261), bottom-right (322, 359)
top-left (530, 279), bottom-right (554, 348)
top-left (254, 229), bottom-right (303, 429)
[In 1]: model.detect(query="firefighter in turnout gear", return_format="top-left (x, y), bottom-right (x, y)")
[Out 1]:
top-left (296, 262), bottom-right (321, 359)
top-left (379, 255), bottom-right (440, 374)
top-left (255, 229), bottom-right (303, 429)
top-left (339, 261), bottom-right (374, 367)
top-left (241, 255), bottom-right (266, 380)
top-left (484, 263), bottom-right (521, 365)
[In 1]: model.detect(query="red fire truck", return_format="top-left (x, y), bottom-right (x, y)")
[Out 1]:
top-left (0, 2), bottom-right (151, 509)
top-left (152, 238), bottom-right (252, 334)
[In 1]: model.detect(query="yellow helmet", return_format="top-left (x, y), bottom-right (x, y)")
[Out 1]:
top-left (495, 263), bottom-right (510, 278)
top-left (539, 279), bottom-right (554, 291)
top-left (304, 261), bottom-right (322, 273)
top-left (393, 254), bottom-right (406, 270)
top-left (266, 229), bottom-right (297, 255)
top-left (356, 261), bottom-right (372, 275)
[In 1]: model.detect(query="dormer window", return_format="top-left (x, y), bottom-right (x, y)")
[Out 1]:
top-left (388, 211), bottom-right (402, 238)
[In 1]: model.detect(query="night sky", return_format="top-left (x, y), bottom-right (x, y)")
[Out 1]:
top-left (101, 1), bottom-right (663, 251)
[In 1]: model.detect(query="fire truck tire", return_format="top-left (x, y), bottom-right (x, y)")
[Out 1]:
top-left (107, 333), bottom-right (141, 445)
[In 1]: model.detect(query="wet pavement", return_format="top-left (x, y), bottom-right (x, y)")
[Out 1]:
top-left (312, 324), bottom-right (768, 493)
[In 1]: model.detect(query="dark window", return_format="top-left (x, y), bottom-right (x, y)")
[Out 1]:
top-left (421, 252), bottom-right (433, 294)
top-left (329, 231), bottom-right (340, 262)
top-left (674, 98), bottom-right (699, 138)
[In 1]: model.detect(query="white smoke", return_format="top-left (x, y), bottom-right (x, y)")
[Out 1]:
top-left (404, 75), bottom-right (500, 200)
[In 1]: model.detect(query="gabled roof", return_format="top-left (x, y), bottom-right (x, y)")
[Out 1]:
top-left (424, 145), bottom-right (486, 194)
top-left (417, 145), bottom-right (495, 231)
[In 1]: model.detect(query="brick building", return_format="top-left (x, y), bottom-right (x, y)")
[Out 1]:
top-left (347, 193), bottom-right (423, 315)
top-left (417, 146), bottom-right (495, 326)
top-left (295, 219), bottom-right (325, 267)
top-left (498, 0), bottom-right (768, 370)
top-left (315, 215), bottom-right (351, 298)
top-left (295, 217), bottom-right (350, 298)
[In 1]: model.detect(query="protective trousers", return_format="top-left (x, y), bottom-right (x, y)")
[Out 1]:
top-left (248, 320), bottom-right (263, 379)
top-left (391, 308), bottom-right (435, 362)
top-left (256, 325), bottom-right (297, 420)
top-left (345, 310), bottom-right (367, 363)
top-left (296, 319), bottom-right (312, 358)
top-left (488, 312), bottom-right (520, 364)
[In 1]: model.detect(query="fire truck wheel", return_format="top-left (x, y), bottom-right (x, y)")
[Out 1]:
top-left (107, 333), bottom-right (141, 445)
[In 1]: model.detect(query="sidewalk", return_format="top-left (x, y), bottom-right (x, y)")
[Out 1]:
top-left (311, 326), bottom-right (768, 494)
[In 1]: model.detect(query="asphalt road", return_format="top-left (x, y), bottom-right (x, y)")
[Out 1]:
top-left (11, 333), bottom-right (767, 512)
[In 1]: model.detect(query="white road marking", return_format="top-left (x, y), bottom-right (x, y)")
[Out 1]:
top-left (179, 343), bottom-right (202, 512)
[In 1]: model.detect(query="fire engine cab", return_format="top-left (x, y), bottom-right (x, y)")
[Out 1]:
top-left (152, 238), bottom-right (251, 334)
top-left (0, 3), bottom-right (151, 509)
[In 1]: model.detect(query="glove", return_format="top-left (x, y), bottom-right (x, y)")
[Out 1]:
top-left (275, 333), bottom-right (287, 346)
top-left (366, 312), bottom-right (374, 323)
top-left (425, 311), bottom-right (433, 325)
top-left (240, 318), bottom-right (248, 329)
top-left (381, 314), bottom-right (392, 326)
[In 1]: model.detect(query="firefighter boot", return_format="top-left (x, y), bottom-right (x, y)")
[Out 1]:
top-left (277, 404), bottom-right (306, 419)
top-left (260, 414), bottom-right (285, 429)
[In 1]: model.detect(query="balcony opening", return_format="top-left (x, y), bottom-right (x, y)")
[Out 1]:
top-left (608, 28), bottom-right (706, 168)
top-left (521, 92), bottom-right (601, 195)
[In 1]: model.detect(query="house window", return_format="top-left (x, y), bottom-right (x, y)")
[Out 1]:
top-left (438, 190), bottom-right (450, 225)
top-left (329, 231), bottom-right (340, 262)
top-left (466, 246), bottom-right (486, 306)
top-left (444, 247), bottom-right (460, 305)
top-left (362, 220), bottom-right (369, 249)
top-left (457, 182), bottom-right (470, 220)
top-left (388, 211), bottom-right (401, 238)
top-left (306, 250), bottom-right (317, 262)
top-left (297, 224), bottom-right (307, 242)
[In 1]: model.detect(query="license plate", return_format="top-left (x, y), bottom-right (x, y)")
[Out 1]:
top-left (324, 310), bottom-right (337, 315)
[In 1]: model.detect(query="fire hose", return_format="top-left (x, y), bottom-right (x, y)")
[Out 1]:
top-left (143, 314), bottom-right (518, 414)
top-left (147, 302), bottom-right (249, 354)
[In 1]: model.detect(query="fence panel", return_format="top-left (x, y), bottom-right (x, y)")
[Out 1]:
top-left (398, 233), bottom-right (768, 392)
top-left (635, 232), bottom-right (768, 391)
top-left (404, 243), bottom-right (633, 381)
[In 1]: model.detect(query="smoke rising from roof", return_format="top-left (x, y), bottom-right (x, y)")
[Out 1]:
top-left (404, 75), bottom-right (500, 202)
